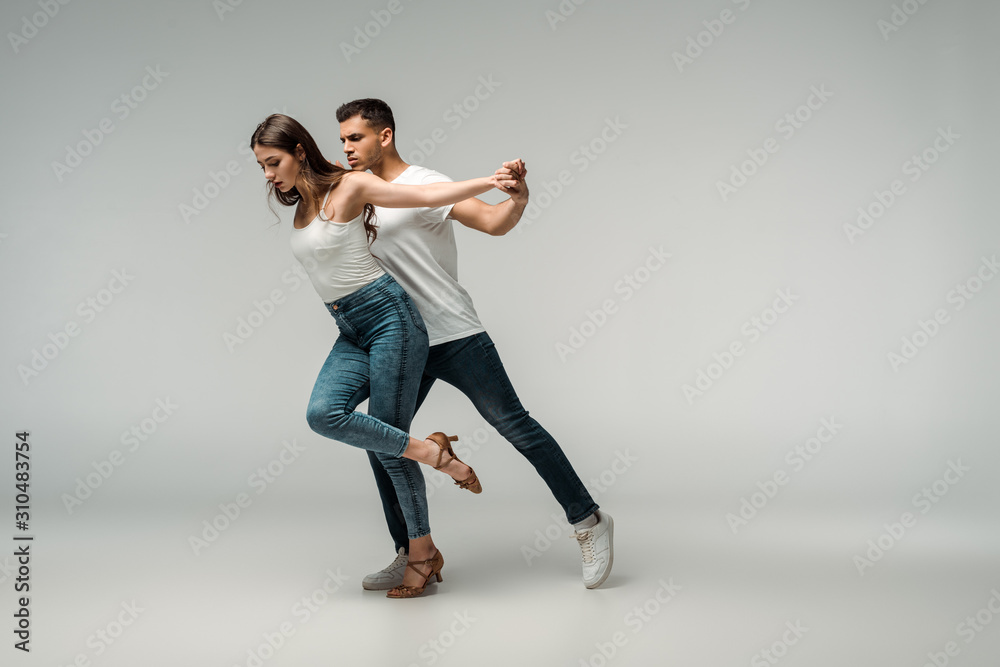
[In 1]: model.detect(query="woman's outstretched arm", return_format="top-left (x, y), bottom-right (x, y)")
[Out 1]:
top-left (342, 169), bottom-right (513, 209)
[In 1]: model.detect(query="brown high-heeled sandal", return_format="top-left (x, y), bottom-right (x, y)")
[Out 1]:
top-left (428, 432), bottom-right (482, 494)
top-left (386, 550), bottom-right (444, 599)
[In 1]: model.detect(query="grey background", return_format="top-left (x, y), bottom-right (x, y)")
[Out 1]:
top-left (2, 0), bottom-right (999, 665)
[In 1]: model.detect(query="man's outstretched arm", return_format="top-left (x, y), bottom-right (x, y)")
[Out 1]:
top-left (449, 159), bottom-right (529, 236)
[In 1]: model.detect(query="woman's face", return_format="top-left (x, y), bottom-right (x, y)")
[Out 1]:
top-left (253, 144), bottom-right (301, 193)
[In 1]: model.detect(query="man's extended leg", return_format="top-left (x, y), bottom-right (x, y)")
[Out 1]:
top-left (425, 332), bottom-right (598, 522)
top-left (424, 332), bottom-right (613, 587)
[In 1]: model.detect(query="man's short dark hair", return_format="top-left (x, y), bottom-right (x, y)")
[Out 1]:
top-left (336, 98), bottom-right (396, 137)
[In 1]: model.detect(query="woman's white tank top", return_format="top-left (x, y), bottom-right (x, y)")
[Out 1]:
top-left (288, 187), bottom-right (385, 303)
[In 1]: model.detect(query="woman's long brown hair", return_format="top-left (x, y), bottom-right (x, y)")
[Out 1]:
top-left (250, 113), bottom-right (377, 243)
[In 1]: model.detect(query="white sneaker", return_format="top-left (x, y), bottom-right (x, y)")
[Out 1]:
top-left (572, 511), bottom-right (614, 589)
top-left (362, 547), bottom-right (407, 590)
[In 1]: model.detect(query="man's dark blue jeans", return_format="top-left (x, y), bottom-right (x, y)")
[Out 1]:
top-left (367, 331), bottom-right (599, 554)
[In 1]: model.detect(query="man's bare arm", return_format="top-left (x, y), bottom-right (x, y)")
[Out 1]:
top-left (450, 160), bottom-right (529, 236)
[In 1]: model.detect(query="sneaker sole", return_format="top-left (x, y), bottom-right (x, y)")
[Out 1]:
top-left (362, 578), bottom-right (403, 591)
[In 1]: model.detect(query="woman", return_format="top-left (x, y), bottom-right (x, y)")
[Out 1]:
top-left (250, 113), bottom-right (514, 598)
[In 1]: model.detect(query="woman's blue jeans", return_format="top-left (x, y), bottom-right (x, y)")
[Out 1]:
top-left (369, 332), bottom-right (600, 554)
top-left (304, 273), bottom-right (431, 539)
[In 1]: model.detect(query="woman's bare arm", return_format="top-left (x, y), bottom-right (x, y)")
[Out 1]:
top-left (342, 169), bottom-right (510, 209)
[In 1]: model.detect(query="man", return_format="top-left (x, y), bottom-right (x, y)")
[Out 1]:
top-left (335, 98), bottom-right (614, 589)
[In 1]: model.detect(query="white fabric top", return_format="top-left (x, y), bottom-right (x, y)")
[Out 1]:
top-left (289, 187), bottom-right (385, 303)
top-left (370, 165), bottom-right (485, 345)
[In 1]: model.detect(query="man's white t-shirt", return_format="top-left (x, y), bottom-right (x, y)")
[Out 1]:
top-left (370, 165), bottom-right (485, 346)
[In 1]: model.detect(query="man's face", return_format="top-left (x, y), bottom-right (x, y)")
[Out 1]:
top-left (339, 115), bottom-right (387, 171)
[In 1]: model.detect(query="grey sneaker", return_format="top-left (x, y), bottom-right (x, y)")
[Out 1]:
top-left (362, 547), bottom-right (407, 590)
top-left (572, 511), bottom-right (614, 589)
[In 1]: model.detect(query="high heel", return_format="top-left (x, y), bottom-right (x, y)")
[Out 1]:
top-left (428, 432), bottom-right (482, 494)
top-left (386, 550), bottom-right (444, 599)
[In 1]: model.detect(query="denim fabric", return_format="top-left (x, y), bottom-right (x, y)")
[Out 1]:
top-left (305, 273), bottom-right (431, 539)
top-left (368, 331), bottom-right (599, 553)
